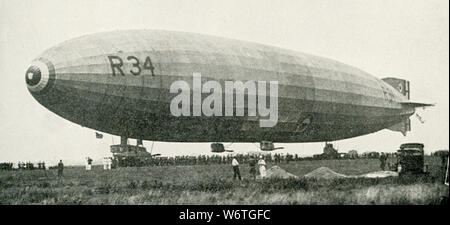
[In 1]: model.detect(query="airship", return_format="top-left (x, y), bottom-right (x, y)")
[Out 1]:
top-left (25, 30), bottom-right (432, 151)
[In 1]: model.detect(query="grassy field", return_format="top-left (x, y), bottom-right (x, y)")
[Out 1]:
top-left (0, 157), bottom-right (448, 205)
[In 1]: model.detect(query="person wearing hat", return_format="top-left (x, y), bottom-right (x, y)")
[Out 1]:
top-left (231, 156), bottom-right (241, 180)
top-left (258, 155), bottom-right (267, 178)
top-left (86, 157), bottom-right (93, 171)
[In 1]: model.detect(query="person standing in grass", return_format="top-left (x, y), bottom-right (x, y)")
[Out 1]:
top-left (379, 153), bottom-right (387, 171)
top-left (232, 156), bottom-right (241, 180)
top-left (258, 156), bottom-right (267, 178)
top-left (107, 157), bottom-right (112, 170)
top-left (86, 157), bottom-right (93, 171)
top-left (57, 160), bottom-right (64, 178)
top-left (249, 156), bottom-right (257, 180)
top-left (103, 157), bottom-right (112, 170)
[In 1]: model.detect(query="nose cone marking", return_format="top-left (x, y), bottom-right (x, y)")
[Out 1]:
top-left (25, 66), bottom-right (42, 86)
top-left (25, 58), bottom-right (55, 95)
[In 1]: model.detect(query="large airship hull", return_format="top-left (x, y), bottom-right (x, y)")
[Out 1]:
top-left (26, 30), bottom-right (415, 142)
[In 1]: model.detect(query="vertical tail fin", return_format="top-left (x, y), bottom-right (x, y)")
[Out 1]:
top-left (382, 77), bottom-right (410, 99)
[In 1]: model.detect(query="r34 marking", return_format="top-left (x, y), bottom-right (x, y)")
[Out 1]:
top-left (108, 55), bottom-right (155, 76)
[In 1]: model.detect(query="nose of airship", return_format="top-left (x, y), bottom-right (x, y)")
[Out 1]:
top-left (25, 58), bottom-right (55, 95)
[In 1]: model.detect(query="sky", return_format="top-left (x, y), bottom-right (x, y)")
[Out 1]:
top-left (0, 0), bottom-right (448, 165)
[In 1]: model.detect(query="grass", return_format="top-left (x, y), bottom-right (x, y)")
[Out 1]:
top-left (0, 157), bottom-right (448, 205)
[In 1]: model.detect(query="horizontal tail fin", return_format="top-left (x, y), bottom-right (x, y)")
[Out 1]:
top-left (388, 118), bottom-right (411, 136)
top-left (400, 102), bottom-right (435, 108)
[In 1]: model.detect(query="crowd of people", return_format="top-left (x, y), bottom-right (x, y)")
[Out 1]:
top-left (3, 151), bottom-right (446, 180)
top-left (0, 162), bottom-right (14, 170)
top-left (0, 161), bottom-right (46, 170)
top-left (0, 151), bottom-right (391, 172)
top-left (123, 153), bottom-right (302, 167)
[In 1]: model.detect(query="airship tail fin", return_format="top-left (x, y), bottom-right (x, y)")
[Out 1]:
top-left (382, 77), bottom-right (410, 99)
top-left (382, 77), bottom-right (435, 108)
top-left (387, 118), bottom-right (411, 136)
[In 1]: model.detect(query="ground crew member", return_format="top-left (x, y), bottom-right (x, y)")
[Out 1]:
top-left (232, 156), bottom-right (241, 180)
top-left (249, 156), bottom-right (257, 180)
top-left (440, 154), bottom-right (448, 170)
top-left (103, 157), bottom-right (108, 170)
top-left (86, 157), bottom-right (93, 171)
top-left (103, 157), bottom-right (112, 170)
top-left (107, 157), bottom-right (112, 170)
top-left (57, 160), bottom-right (64, 178)
top-left (258, 156), bottom-right (267, 178)
top-left (379, 153), bottom-right (387, 171)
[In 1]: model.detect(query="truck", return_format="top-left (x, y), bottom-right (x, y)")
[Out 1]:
top-left (396, 143), bottom-right (426, 174)
top-left (110, 144), bottom-right (157, 167)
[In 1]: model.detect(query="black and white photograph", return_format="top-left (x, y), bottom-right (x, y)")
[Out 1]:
top-left (0, 0), bottom-right (448, 213)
